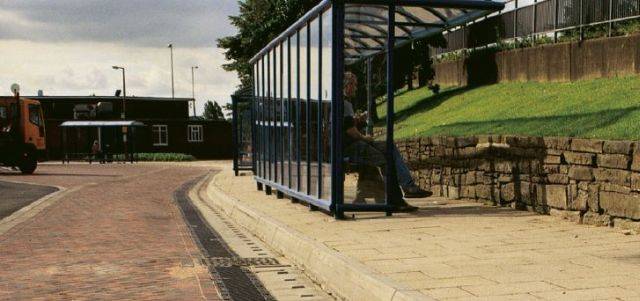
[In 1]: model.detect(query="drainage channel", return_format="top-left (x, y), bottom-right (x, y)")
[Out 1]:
top-left (175, 174), bottom-right (333, 301)
top-left (174, 176), bottom-right (272, 301)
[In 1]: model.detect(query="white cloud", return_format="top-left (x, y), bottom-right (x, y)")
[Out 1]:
top-left (0, 40), bottom-right (239, 115)
top-left (0, 0), bottom-right (241, 115)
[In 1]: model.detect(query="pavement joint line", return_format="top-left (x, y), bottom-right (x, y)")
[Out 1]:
top-left (204, 172), bottom-right (436, 301)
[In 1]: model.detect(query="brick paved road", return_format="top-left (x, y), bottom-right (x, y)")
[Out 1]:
top-left (0, 180), bottom-right (57, 220)
top-left (0, 163), bottom-right (221, 300)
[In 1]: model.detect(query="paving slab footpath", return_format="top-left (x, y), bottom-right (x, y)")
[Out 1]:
top-left (206, 165), bottom-right (640, 301)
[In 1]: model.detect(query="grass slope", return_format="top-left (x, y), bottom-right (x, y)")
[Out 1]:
top-left (377, 76), bottom-right (640, 140)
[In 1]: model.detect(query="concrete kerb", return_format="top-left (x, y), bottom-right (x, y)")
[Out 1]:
top-left (203, 172), bottom-right (435, 301)
top-left (0, 180), bottom-right (69, 237)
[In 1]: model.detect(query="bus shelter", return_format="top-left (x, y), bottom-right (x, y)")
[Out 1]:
top-left (60, 120), bottom-right (145, 164)
top-left (248, 0), bottom-right (504, 218)
top-left (232, 91), bottom-right (256, 176)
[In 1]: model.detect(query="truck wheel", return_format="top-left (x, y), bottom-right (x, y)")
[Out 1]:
top-left (19, 152), bottom-right (37, 174)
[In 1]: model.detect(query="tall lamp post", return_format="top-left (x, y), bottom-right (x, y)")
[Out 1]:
top-left (112, 66), bottom-right (126, 119)
top-left (112, 65), bottom-right (128, 161)
top-left (168, 43), bottom-right (175, 99)
top-left (191, 66), bottom-right (198, 117)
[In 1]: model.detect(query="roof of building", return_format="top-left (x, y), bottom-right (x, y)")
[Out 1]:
top-left (28, 96), bottom-right (194, 102)
top-left (60, 120), bottom-right (146, 127)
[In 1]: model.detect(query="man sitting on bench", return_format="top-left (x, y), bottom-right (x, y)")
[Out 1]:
top-left (343, 72), bottom-right (432, 211)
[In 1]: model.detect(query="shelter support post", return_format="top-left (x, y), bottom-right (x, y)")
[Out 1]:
top-left (366, 57), bottom-right (374, 136)
top-left (332, 1), bottom-right (345, 219)
top-left (384, 3), bottom-right (397, 217)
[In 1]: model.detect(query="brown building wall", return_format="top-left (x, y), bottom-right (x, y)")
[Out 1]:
top-left (35, 97), bottom-right (232, 160)
top-left (434, 34), bottom-right (640, 87)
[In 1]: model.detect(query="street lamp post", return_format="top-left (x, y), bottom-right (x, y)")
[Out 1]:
top-left (191, 66), bottom-right (198, 117)
top-left (112, 65), bottom-right (128, 162)
top-left (168, 43), bottom-right (175, 99)
top-left (112, 66), bottom-right (126, 119)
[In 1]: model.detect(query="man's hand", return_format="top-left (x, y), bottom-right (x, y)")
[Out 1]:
top-left (363, 135), bottom-right (374, 143)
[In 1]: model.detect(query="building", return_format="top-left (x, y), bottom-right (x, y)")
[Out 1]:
top-left (28, 95), bottom-right (231, 159)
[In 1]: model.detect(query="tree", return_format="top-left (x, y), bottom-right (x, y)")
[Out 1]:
top-left (218, 0), bottom-right (320, 90)
top-left (203, 101), bottom-right (225, 121)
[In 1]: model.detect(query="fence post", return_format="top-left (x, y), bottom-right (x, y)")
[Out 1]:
top-left (533, 0), bottom-right (538, 43)
top-left (514, 0), bottom-right (519, 39)
top-left (554, 0), bottom-right (559, 42)
top-left (579, 0), bottom-right (584, 41)
top-left (608, 0), bottom-right (613, 37)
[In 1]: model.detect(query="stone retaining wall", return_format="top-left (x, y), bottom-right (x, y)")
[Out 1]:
top-left (396, 135), bottom-right (640, 226)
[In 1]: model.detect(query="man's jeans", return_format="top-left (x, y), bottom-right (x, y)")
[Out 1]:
top-left (344, 140), bottom-right (415, 201)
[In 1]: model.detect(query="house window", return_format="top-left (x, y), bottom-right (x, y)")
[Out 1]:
top-left (188, 125), bottom-right (203, 142)
top-left (152, 125), bottom-right (168, 146)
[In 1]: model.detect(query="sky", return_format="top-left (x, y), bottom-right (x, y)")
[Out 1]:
top-left (0, 0), bottom-right (241, 115)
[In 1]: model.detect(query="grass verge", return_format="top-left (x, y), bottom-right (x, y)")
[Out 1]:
top-left (376, 75), bottom-right (640, 140)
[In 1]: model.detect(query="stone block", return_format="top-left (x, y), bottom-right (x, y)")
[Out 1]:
top-left (476, 184), bottom-right (492, 199)
top-left (593, 168), bottom-right (631, 186)
top-left (447, 186), bottom-right (459, 199)
top-left (632, 173), bottom-right (640, 192)
top-left (549, 208), bottom-right (582, 223)
top-left (543, 136), bottom-right (572, 150)
top-left (568, 183), bottom-right (588, 211)
top-left (559, 165), bottom-right (569, 174)
top-left (461, 185), bottom-right (476, 199)
top-left (543, 164), bottom-right (560, 174)
top-left (582, 212), bottom-right (612, 226)
top-left (548, 173), bottom-right (569, 184)
top-left (506, 136), bottom-right (544, 148)
top-left (457, 147), bottom-right (477, 157)
top-left (544, 155), bottom-right (562, 164)
top-left (587, 183), bottom-right (600, 212)
top-left (500, 183), bottom-right (515, 203)
top-left (545, 185), bottom-right (568, 209)
top-left (571, 138), bottom-right (603, 153)
top-left (498, 174), bottom-right (513, 183)
top-left (546, 149), bottom-right (563, 156)
top-left (568, 166), bottom-right (594, 181)
top-left (603, 140), bottom-right (633, 154)
top-left (600, 183), bottom-right (631, 194)
top-left (456, 136), bottom-right (478, 148)
top-left (632, 144), bottom-right (640, 171)
top-left (519, 182), bottom-right (534, 205)
top-left (597, 154), bottom-right (630, 170)
top-left (612, 218), bottom-right (640, 233)
top-left (599, 191), bottom-right (640, 219)
top-left (563, 152), bottom-right (595, 166)
top-left (495, 162), bottom-right (513, 173)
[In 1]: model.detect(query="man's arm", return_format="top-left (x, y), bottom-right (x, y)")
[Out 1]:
top-left (346, 126), bottom-right (373, 142)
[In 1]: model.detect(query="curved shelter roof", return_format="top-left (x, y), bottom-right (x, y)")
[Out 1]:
top-left (249, 0), bottom-right (505, 65)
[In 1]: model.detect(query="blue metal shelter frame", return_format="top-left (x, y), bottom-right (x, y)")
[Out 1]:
top-left (232, 91), bottom-right (256, 176)
top-left (247, 0), bottom-right (504, 219)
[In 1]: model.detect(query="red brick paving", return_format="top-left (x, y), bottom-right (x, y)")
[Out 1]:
top-left (0, 163), bottom-right (221, 300)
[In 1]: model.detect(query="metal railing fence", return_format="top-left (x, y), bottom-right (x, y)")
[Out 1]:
top-left (432, 0), bottom-right (640, 56)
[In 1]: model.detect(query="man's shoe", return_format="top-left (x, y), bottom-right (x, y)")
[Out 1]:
top-left (395, 203), bottom-right (420, 212)
top-left (403, 186), bottom-right (433, 198)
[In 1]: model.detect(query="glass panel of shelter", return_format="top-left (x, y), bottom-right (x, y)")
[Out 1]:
top-left (299, 23), bottom-right (309, 195)
top-left (342, 4), bottom-right (390, 207)
top-left (320, 8), bottom-right (332, 201)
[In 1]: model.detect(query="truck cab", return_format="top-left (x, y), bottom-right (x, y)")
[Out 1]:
top-left (0, 96), bottom-right (46, 174)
